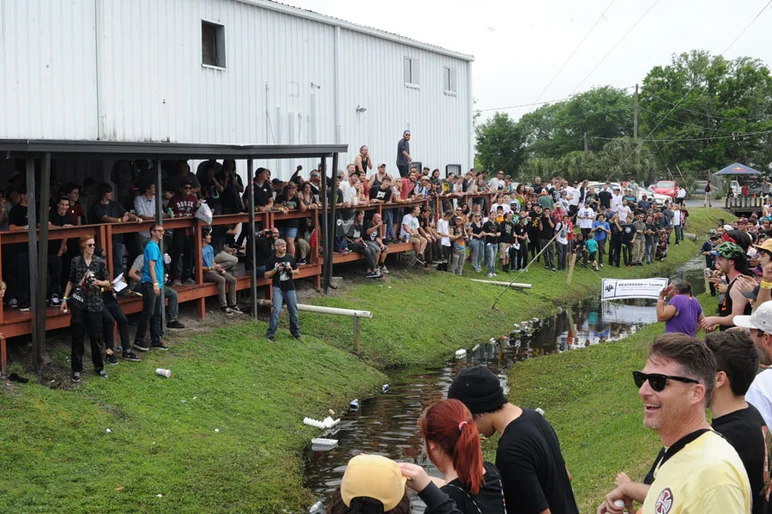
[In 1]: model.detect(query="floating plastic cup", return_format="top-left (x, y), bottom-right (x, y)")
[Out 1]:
top-left (156, 368), bottom-right (172, 378)
top-left (455, 349), bottom-right (467, 359)
top-left (350, 399), bottom-right (360, 411)
top-left (382, 384), bottom-right (389, 394)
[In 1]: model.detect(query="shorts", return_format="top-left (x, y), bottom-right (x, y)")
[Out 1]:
top-left (588, 251), bottom-right (597, 261)
top-left (279, 227), bottom-right (298, 239)
top-left (409, 235), bottom-right (425, 244)
top-left (498, 242), bottom-right (511, 255)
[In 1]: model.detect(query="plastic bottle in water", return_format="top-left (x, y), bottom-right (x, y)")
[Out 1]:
top-left (309, 500), bottom-right (324, 513)
top-left (350, 399), bottom-right (359, 411)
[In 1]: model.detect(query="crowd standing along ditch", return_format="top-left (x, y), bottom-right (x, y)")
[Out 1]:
top-left (0, 207), bottom-right (730, 513)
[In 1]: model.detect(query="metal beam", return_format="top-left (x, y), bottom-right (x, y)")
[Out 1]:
top-left (320, 156), bottom-right (329, 294)
top-left (156, 158), bottom-right (166, 329)
top-left (247, 159), bottom-right (258, 320)
top-left (25, 158), bottom-right (40, 373)
top-left (0, 139), bottom-right (347, 161)
top-left (35, 153), bottom-right (51, 372)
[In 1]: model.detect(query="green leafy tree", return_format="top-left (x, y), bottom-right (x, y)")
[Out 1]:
top-left (475, 112), bottom-right (527, 175)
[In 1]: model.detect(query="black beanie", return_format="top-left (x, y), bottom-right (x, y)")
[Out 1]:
top-left (447, 366), bottom-right (507, 414)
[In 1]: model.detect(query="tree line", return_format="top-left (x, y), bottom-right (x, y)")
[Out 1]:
top-left (476, 50), bottom-right (772, 186)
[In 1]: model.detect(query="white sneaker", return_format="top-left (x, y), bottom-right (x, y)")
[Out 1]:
top-left (488, 272), bottom-right (494, 278)
top-left (380, 265), bottom-right (390, 275)
top-left (49, 294), bottom-right (61, 307)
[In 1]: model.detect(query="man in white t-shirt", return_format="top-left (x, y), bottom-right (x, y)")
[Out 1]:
top-left (616, 199), bottom-right (632, 224)
top-left (610, 188), bottom-right (623, 213)
top-left (339, 171), bottom-right (359, 206)
top-left (672, 204), bottom-right (683, 245)
top-left (576, 203), bottom-right (595, 239)
top-left (564, 185), bottom-right (580, 215)
top-left (488, 170), bottom-right (506, 191)
top-left (401, 204), bottom-right (427, 263)
top-left (435, 210), bottom-right (452, 270)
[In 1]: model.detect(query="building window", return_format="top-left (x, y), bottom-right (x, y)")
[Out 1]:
top-left (202, 21), bottom-right (226, 69)
top-left (404, 57), bottom-right (419, 86)
top-left (444, 67), bottom-right (457, 94)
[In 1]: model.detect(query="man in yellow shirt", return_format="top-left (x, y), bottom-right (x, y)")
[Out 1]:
top-left (597, 333), bottom-right (751, 514)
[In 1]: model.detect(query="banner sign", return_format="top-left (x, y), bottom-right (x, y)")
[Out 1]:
top-left (335, 208), bottom-right (356, 237)
top-left (601, 278), bottom-right (669, 301)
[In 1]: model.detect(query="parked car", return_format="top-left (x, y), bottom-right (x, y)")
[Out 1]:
top-left (730, 180), bottom-right (741, 196)
top-left (638, 186), bottom-right (670, 207)
top-left (651, 180), bottom-right (676, 198)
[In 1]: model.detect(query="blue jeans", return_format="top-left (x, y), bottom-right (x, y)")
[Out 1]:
top-left (164, 286), bottom-right (179, 322)
top-left (470, 239), bottom-right (484, 271)
top-left (334, 236), bottom-right (349, 251)
top-left (645, 242), bottom-right (653, 264)
top-left (384, 210), bottom-right (395, 240)
top-left (485, 243), bottom-right (497, 273)
top-left (112, 235), bottom-right (125, 278)
top-left (267, 287), bottom-right (300, 338)
top-left (674, 225), bottom-right (683, 244)
top-left (279, 227), bottom-right (298, 240)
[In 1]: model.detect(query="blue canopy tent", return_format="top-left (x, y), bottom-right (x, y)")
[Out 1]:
top-left (714, 162), bottom-right (762, 175)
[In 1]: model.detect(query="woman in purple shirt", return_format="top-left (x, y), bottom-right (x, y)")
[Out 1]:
top-left (657, 280), bottom-right (704, 337)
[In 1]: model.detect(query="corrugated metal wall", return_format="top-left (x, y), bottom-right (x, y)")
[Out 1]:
top-left (1, 0), bottom-right (472, 180)
top-left (0, 0), bottom-right (99, 140)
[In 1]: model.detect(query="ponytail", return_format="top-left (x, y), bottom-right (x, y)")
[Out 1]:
top-left (453, 419), bottom-right (484, 495)
top-left (419, 399), bottom-right (485, 496)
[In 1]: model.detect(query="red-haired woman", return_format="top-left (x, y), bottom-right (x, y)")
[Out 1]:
top-left (400, 399), bottom-right (506, 513)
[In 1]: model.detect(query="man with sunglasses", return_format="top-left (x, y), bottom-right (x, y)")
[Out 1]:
top-left (598, 333), bottom-right (750, 514)
top-left (133, 223), bottom-right (168, 353)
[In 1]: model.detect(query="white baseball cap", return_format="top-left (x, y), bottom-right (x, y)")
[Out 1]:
top-left (734, 301), bottom-right (772, 333)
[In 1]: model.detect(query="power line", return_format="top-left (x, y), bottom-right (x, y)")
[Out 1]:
top-left (594, 128), bottom-right (772, 143)
top-left (533, 0), bottom-right (617, 103)
top-left (604, 0), bottom-right (772, 182)
top-left (570, 0), bottom-right (661, 95)
top-left (637, 105), bottom-right (742, 133)
top-left (646, 92), bottom-right (770, 122)
top-left (476, 86), bottom-right (635, 114)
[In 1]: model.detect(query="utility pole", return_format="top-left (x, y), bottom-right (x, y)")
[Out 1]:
top-left (584, 131), bottom-right (589, 161)
top-left (633, 84), bottom-right (639, 140)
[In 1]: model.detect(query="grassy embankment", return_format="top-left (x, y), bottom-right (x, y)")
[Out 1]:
top-left (0, 328), bottom-right (385, 513)
top-left (504, 294), bottom-right (713, 514)
top-left (303, 207), bottom-right (728, 367)
top-left (0, 207), bottom-right (727, 513)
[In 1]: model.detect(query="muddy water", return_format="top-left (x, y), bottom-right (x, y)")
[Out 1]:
top-left (303, 258), bottom-right (706, 512)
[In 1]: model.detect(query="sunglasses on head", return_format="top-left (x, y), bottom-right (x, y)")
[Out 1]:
top-left (632, 371), bottom-right (698, 392)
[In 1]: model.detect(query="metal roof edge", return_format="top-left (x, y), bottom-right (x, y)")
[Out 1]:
top-left (0, 139), bottom-right (348, 159)
top-left (236, 0), bottom-right (475, 62)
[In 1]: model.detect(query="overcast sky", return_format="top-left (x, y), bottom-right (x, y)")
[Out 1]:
top-left (283, 0), bottom-right (772, 120)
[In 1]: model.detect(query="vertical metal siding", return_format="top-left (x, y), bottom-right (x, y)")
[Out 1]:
top-left (2, 0), bottom-right (471, 179)
top-left (0, 0), bottom-right (98, 140)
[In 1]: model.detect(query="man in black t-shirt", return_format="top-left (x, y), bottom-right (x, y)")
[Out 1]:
top-left (264, 238), bottom-right (300, 342)
top-left (449, 366), bottom-right (578, 514)
top-left (48, 196), bottom-right (76, 306)
top-left (528, 205), bottom-right (543, 262)
top-left (8, 190), bottom-right (32, 310)
top-left (482, 216), bottom-right (500, 277)
top-left (512, 216), bottom-right (529, 271)
top-left (498, 211), bottom-right (516, 272)
top-left (539, 208), bottom-right (556, 271)
top-left (598, 183), bottom-right (613, 211)
top-left (364, 212), bottom-right (389, 274)
top-left (621, 217), bottom-right (636, 267)
top-left (244, 167), bottom-right (274, 211)
top-left (705, 331), bottom-right (768, 514)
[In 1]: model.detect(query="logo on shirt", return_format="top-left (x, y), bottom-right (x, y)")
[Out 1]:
top-left (655, 488), bottom-right (673, 514)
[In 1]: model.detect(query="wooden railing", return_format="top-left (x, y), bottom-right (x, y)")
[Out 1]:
top-left (0, 192), bottom-right (498, 337)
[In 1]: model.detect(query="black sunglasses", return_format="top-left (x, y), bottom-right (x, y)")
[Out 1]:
top-left (632, 371), bottom-right (699, 392)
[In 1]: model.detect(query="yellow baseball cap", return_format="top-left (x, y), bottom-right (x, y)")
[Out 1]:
top-left (341, 455), bottom-right (407, 510)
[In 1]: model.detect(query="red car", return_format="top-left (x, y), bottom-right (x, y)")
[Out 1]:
top-left (651, 180), bottom-right (676, 198)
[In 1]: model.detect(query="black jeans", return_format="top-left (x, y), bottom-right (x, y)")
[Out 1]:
top-left (172, 231), bottom-right (194, 281)
top-left (515, 244), bottom-right (528, 270)
top-left (70, 304), bottom-right (104, 373)
top-left (622, 241), bottom-right (633, 266)
top-left (102, 301), bottom-right (129, 351)
top-left (48, 253), bottom-right (63, 297)
top-left (134, 282), bottom-right (162, 347)
top-left (609, 239), bottom-right (622, 267)
top-left (16, 250), bottom-right (30, 305)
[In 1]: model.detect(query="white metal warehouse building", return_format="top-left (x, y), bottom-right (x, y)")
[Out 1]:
top-left (0, 0), bottom-right (474, 179)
